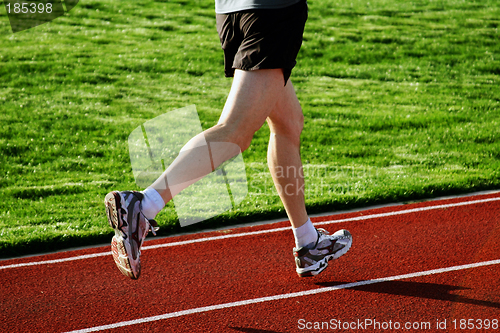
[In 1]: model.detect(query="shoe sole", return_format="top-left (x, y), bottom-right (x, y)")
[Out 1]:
top-left (105, 192), bottom-right (140, 280)
top-left (105, 192), bottom-right (121, 229)
top-left (111, 235), bottom-right (138, 279)
top-left (297, 233), bottom-right (353, 278)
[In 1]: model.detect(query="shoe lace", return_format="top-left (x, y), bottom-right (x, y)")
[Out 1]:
top-left (316, 228), bottom-right (330, 237)
top-left (144, 215), bottom-right (160, 236)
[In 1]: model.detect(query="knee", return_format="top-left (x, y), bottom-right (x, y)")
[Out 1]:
top-left (288, 114), bottom-right (304, 145)
top-left (237, 134), bottom-right (254, 152)
top-left (269, 110), bottom-right (304, 144)
top-left (286, 114), bottom-right (304, 145)
top-left (294, 113), bottom-right (305, 137)
top-left (214, 122), bottom-right (256, 153)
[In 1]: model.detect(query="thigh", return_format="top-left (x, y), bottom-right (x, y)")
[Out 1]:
top-left (217, 68), bottom-right (286, 136)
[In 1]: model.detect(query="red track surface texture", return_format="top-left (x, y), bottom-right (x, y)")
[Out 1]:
top-left (1, 192), bottom-right (500, 333)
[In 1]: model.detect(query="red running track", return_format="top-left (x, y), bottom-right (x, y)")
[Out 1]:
top-left (1, 192), bottom-right (500, 332)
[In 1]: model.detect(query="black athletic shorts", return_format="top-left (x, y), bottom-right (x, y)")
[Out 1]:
top-left (216, 0), bottom-right (308, 85)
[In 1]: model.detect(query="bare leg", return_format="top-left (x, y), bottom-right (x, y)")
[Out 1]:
top-left (150, 69), bottom-right (284, 203)
top-left (266, 81), bottom-right (309, 229)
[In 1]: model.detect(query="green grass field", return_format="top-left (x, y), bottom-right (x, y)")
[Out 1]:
top-left (1, 0), bottom-right (499, 257)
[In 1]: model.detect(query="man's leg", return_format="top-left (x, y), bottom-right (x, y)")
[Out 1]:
top-left (265, 81), bottom-right (318, 248)
top-left (105, 68), bottom-right (288, 279)
top-left (148, 68), bottom-right (285, 204)
top-left (266, 81), bottom-right (308, 229)
top-left (266, 81), bottom-right (353, 277)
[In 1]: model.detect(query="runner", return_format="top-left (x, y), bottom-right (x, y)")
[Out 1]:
top-left (104, 0), bottom-right (352, 279)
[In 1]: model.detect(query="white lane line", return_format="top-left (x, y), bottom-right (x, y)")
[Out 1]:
top-left (2, 196), bottom-right (500, 271)
top-left (315, 196), bottom-right (500, 227)
top-left (63, 258), bottom-right (500, 333)
top-left (0, 252), bottom-right (111, 270)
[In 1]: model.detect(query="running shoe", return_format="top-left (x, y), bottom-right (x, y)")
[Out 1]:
top-left (294, 228), bottom-right (352, 277)
top-left (105, 191), bottom-right (159, 279)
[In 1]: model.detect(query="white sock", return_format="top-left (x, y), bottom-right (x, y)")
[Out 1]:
top-left (141, 187), bottom-right (165, 220)
top-left (292, 218), bottom-right (318, 248)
